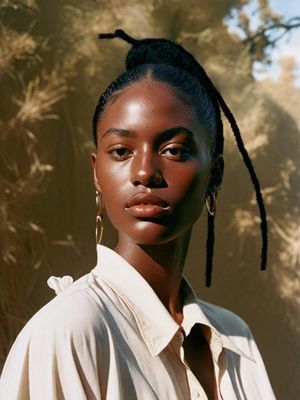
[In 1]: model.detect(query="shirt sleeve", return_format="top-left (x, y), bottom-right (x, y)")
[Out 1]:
top-left (221, 313), bottom-right (276, 400)
top-left (0, 293), bottom-right (106, 400)
top-left (243, 329), bottom-right (276, 399)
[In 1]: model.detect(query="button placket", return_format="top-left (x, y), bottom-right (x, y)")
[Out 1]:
top-left (187, 372), bottom-right (208, 399)
top-left (179, 340), bottom-right (208, 400)
top-left (209, 331), bottom-right (223, 363)
top-left (209, 330), bottom-right (225, 400)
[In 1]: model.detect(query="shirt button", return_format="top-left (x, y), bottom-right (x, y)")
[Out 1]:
top-left (192, 389), bottom-right (201, 398)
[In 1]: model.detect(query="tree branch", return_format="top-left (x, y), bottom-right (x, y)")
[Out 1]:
top-left (242, 16), bottom-right (300, 60)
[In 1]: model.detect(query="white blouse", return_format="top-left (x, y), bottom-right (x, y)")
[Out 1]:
top-left (0, 245), bottom-right (276, 399)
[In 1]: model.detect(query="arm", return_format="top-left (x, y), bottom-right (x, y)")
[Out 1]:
top-left (0, 293), bottom-right (105, 400)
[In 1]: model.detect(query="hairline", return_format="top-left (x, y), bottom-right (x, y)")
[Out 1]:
top-left (95, 67), bottom-right (216, 152)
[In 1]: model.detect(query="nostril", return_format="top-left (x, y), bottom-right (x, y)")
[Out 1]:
top-left (130, 153), bottom-right (167, 188)
top-left (132, 170), bottom-right (167, 188)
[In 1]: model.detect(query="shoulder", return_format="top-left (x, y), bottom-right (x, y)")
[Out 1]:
top-left (16, 272), bottom-right (113, 349)
top-left (0, 273), bottom-right (112, 397)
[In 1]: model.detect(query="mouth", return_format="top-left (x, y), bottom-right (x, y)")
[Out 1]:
top-left (125, 193), bottom-right (170, 219)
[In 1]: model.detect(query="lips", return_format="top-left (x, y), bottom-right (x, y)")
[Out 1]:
top-left (125, 193), bottom-right (169, 218)
top-left (126, 193), bottom-right (168, 208)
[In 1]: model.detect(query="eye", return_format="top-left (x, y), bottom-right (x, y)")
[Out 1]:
top-left (108, 146), bottom-right (133, 160)
top-left (161, 144), bottom-right (192, 161)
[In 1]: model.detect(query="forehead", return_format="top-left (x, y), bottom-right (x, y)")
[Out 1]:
top-left (97, 80), bottom-right (203, 136)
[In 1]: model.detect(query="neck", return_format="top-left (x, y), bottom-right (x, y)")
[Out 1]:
top-left (114, 229), bottom-right (192, 324)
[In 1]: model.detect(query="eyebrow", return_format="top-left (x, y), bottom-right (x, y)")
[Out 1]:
top-left (101, 126), bottom-right (196, 142)
top-left (157, 127), bottom-right (195, 142)
top-left (101, 128), bottom-right (137, 141)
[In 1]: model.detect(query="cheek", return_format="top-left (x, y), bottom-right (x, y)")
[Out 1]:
top-left (96, 154), bottom-right (126, 189)
top-left (166, 159), bottom-right (210, 205)
top-left (95, 157), bottom-right (129, 216)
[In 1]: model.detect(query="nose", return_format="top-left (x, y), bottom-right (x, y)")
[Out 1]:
top-left (131, 149), bottom-right (164, 188)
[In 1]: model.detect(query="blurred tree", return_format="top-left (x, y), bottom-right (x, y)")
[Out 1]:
top-left (0, 0), bottom-right (67, 362)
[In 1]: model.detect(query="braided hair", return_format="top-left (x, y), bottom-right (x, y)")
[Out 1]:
top-left (93, 29), bottom-right (268, 287)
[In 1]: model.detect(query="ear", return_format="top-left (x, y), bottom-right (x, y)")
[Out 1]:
top-left (91, 152), bottom-right (102, 193)
top-left (207, 154), bottom-right (224, 194)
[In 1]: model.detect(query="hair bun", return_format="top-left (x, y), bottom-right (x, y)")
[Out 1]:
top-left (99, 29), bottom-right (205, 85)
top-left (125, 38), bottom-right (199, 77)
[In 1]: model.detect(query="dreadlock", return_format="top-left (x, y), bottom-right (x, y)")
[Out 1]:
top-left (94, 29), bottom-right (268, 287)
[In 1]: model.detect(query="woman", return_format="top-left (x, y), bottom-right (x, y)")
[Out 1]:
top-left (0, 30), bottom-right (275, 399)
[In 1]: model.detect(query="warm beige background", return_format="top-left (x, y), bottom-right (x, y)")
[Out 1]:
top-left (1, 1), bottom-right (300, 399)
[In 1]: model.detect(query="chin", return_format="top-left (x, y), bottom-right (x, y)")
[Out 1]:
top-left (120, 220), bottom-right (192, 245)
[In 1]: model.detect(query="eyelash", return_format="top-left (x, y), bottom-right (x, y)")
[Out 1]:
top-left (108, 144), bottom-right (192, 161)
top-left (161, 145), bottom-right (192, 160)
top-left (108, 147), bottom-right (133, 160)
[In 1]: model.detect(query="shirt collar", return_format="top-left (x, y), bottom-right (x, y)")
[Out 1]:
top-left (180, 279), bottom-right (255, 362)
top-left (92, 245), bottom-right (254, 362)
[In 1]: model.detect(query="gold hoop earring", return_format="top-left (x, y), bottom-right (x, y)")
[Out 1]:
top-left (96, 190), bottom-right (104, 245)
top-left (205, 193), bottom-right (216, 216)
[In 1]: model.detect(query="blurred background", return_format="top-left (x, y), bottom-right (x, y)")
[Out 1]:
top-left (0, 0), bottom-right (299, 398)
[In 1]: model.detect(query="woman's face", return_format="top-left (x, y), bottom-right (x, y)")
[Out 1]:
top-left (92, 80), bottom-right (220, 245)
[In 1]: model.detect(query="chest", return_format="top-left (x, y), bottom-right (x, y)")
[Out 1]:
top-left (182, 326), bottom-right (218, 400)
top-left (102, 322), bottom-right (220, 400)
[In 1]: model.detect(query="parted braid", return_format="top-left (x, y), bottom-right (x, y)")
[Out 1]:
top-left (95, 29), bottom-right (268, 286)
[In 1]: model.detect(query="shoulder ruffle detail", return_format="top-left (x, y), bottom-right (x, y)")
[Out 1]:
top-left (47, 275), bottom-right (74, 295)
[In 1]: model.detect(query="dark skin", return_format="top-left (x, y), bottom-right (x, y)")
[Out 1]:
top-left (91, 80), bottom-right (223, 398)
top-left (183, 325), bottom-right (219, 399)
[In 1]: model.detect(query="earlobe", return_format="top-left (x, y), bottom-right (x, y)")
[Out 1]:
top-left (91, 152), bottom-right (102, 193)
top-left (207, 154), bottom-right (224, 194)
